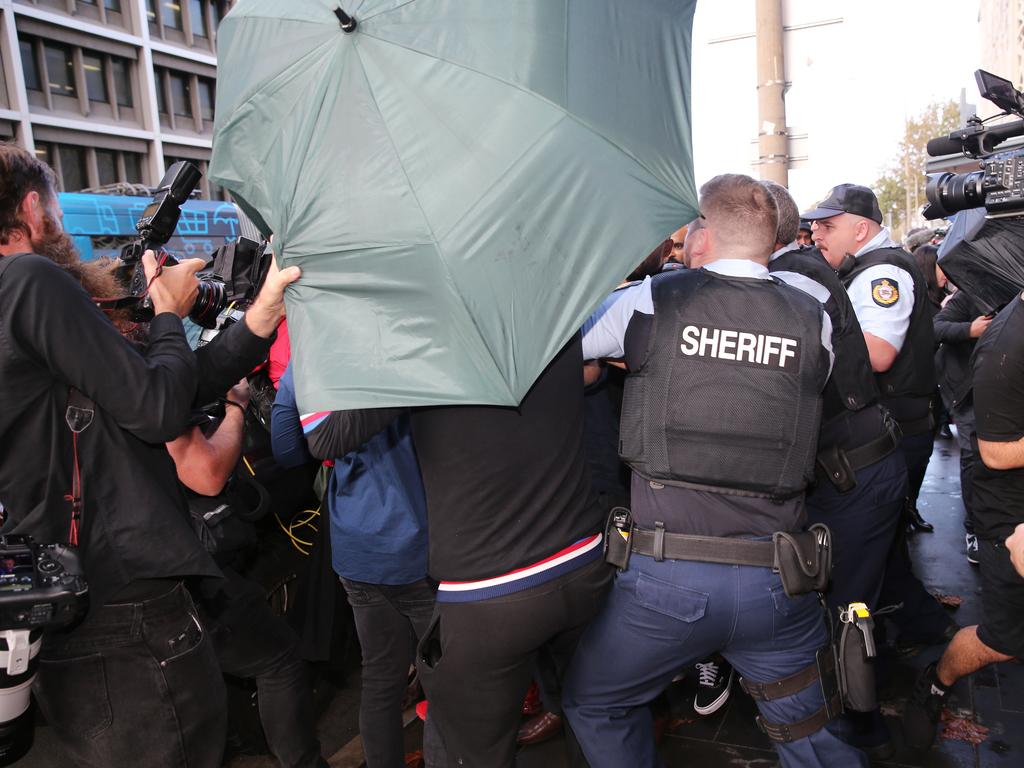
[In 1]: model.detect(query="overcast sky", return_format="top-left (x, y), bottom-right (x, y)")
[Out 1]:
top-left (690, 0), bottom-right (984, 209)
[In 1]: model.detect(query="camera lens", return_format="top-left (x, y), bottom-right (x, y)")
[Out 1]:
top-left (925, 171), bottom-right (986, 218)
top-left (190, 278), bottom-right (227, 329)
top-left (0, 628), bottom-right (42, 766)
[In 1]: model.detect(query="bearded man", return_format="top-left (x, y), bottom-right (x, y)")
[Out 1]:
top-left (0, 144), bottom-right (296, 767)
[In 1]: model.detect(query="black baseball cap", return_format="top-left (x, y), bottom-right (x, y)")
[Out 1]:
top-left (798, 219), bottom-right (812, 232)
top-left (802, 183), bottom-right (883, 224)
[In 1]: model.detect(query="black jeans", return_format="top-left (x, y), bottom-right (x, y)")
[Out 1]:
top-left (416, 558), bottom-right (613, 768)
top-left (34, 582), bottom-right (226, 768)
top-left (339, 577), bottom-right (437, 768)
top-left (197, 569), bottom-right (324, 768)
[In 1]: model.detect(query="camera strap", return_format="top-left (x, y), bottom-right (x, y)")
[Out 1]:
top-left (64, 388), bottom-right (95, 547)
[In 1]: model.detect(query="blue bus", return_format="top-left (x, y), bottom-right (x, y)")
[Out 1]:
top-left (59, 192), bottom-right (255, 262)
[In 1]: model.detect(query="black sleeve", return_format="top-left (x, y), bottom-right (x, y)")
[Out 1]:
top-left (305, 408), bottom-right (405, 460)
top-left (3, 255), bottom-right (197, 443)
top-left (973, 298), bottom-right (1024, 442)
top-left (933, 291), bottom-right (976, 344)
top-left (193, 315), bottom-right (274, 405)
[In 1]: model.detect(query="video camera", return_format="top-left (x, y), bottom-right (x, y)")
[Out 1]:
top-left (925, 70), bottom-right (1024, 313)
top-left (0, 535), bottom-right (87, 765)
top-left (924, 70), bottom-right (1024, 220)
top-left (116, 161), bottom-right (273, 329)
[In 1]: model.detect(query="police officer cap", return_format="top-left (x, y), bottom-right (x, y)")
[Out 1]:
top-left (801, 183), bottom-right (883, 224)
top-left (798, 219), bottom-right (812, 232)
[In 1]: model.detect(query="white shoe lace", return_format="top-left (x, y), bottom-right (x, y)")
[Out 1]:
top-left (696, 662), bottom-right (720, 687)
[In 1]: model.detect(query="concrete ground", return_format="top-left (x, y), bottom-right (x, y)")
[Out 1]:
top-left (15, 433), bottom-right (1024, 766)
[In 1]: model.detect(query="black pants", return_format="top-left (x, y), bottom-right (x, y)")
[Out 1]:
top-left (417, 558), bottom-right (613, 768)
top-left (339, 577), bottom-right (439, 768)
top-left (35, 582), bottom-right (227, 768)
top-left (197, 569), bottom-right (323, 768)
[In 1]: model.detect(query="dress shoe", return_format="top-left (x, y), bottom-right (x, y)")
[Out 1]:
top-left (517, 711), bottom-right (563, 745)
top-left (906, 505), bottom-right (934, 533)
top-left (521, 682), bottom-right (543, 716)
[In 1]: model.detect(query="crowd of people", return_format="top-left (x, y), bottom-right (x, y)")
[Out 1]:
top-left (1, 136), bottom-right (1024, 768)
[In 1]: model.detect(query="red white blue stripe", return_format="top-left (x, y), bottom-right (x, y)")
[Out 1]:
top-left (300, 411), bottom-right (330, 433)
top-left (436, 533), bottom-right (604, 603)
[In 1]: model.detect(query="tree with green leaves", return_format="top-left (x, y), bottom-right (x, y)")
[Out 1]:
top-left (874, 100), bottom-right (961, 241)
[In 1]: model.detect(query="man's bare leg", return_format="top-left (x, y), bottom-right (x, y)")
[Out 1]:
top-left (936, 626), bottom-right (1014, 687)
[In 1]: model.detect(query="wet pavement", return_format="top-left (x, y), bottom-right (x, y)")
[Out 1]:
top-left (16, 434), bottom-right (1024, 766)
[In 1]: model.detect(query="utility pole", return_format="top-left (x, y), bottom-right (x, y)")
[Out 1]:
top-left (756, 0), bottom-right (789, 185)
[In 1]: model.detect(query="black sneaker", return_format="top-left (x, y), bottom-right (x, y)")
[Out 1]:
top-left (902, 663), bottom-right (950, 751)
top-left (966, 534), bottom-right (980, 565)
top-left (693, 658), bottom-right (734, 715)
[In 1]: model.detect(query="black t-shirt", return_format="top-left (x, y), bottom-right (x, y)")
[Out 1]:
top-left (410, 334), bottom-right (602, 582)
top-left (971, 294), bottom-right (1024, 540)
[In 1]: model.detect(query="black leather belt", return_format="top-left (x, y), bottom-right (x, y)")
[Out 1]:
top-left (629, 528), bottom-right (775, 568)
top-left (844, 421), bottom-right (901, 471)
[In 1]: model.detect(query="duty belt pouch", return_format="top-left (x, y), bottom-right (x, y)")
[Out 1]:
top-left (773, 524), bottom-right (832, 597)
top-left (816, 444), bottom-right (856, 493)
top-left (838, 604), bottom-right (878, 712)
top-left (603, 506), bottom-right (634, 570)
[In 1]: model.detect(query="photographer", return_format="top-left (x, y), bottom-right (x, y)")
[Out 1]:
top-left (168, 376), bottom-right (326, 768)
top-left (0, 144), bottom-right (297, 767)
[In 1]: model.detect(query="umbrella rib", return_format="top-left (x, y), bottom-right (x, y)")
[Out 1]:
top-left (348, 41), bottom-right (512, 396)
top-left (354, 27), bottom-right (672, 198)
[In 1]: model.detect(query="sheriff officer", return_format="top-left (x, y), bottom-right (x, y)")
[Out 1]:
top-left (563, 174), bottom-right (866, 768)
top-left (802, 184), bottom-right (956, 650)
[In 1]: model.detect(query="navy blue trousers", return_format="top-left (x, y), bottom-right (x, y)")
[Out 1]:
top-left (563, 555), bottom-right (867, 768)
top-left (806, 451), bottom-right (905, 620)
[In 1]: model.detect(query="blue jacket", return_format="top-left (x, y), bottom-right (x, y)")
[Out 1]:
top-left (270, 365), bottom-right (428, 585)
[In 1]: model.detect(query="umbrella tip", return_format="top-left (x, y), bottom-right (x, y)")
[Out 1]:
top-left (334, 7), bottom-right (357, 32)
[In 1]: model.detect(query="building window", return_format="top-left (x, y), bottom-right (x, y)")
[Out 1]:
top-left (20, 40), bottom-right (41, 92)
top-left (83, 53), bottom-right (108, 104)
top-left (112, 58), bottom-right (133, 108)
top-left (20, 0), bottom-right (129, 28)
top-left (37, 141), bottom-right (146, 191)
top-left (162, 1), bottom-right (183, 30)
top-left (190, 0), bottom-right (208, 38)
top-left (44, 43), bottom-right (76, 99)
top-left (95, 148), bottom-right (117, 186)
top-left (147, 0), bottom-right (228, 52)
top-left (19, 34), bottom-right (138, 123)
top-left (169, 72), bottom-right (192, 118)
top-left (155, 66), bottom-right (216, 134)
top-left (57, 144), bottom-right (87, 191)
top-left (198, 78), bottom-right (214, 122)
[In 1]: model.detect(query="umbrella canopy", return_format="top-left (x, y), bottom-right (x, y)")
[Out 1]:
top-left (211, 0), bottom-right (699, 410)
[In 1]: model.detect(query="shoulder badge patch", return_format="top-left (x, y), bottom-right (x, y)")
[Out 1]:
top-left (871, 278), bottom-right (899, 307)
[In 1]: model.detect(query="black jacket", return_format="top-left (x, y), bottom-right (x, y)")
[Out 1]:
top-left (934, 291), bottom-right (983, 411)
top-left (0, 254), bottom-right (271, 608)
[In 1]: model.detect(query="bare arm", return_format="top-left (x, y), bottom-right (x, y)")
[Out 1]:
top-left (863, 332), bottom-right (898, 372)
top-left (167, 381), bottom-right (249, 495)
top-left (977, 436), bottom-right (1024, 471)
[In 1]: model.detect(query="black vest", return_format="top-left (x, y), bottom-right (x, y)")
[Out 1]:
top-left (840, 247), bottom-right (937, 420)
top-left (770, 247), bottom-right (879, 422)
top-left (620, 268), bottom-right (828, 499)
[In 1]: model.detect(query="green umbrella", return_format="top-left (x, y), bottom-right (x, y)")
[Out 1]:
top-left (211, 0), bottom-right (698, 410)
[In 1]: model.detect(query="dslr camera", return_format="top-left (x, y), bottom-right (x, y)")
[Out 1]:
top-left (925, 70), bottom-right (1024, 313)
top-left (116, 161), bottom-right (273, 329)
top-left (0, 536), bottom-right (87, 765)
